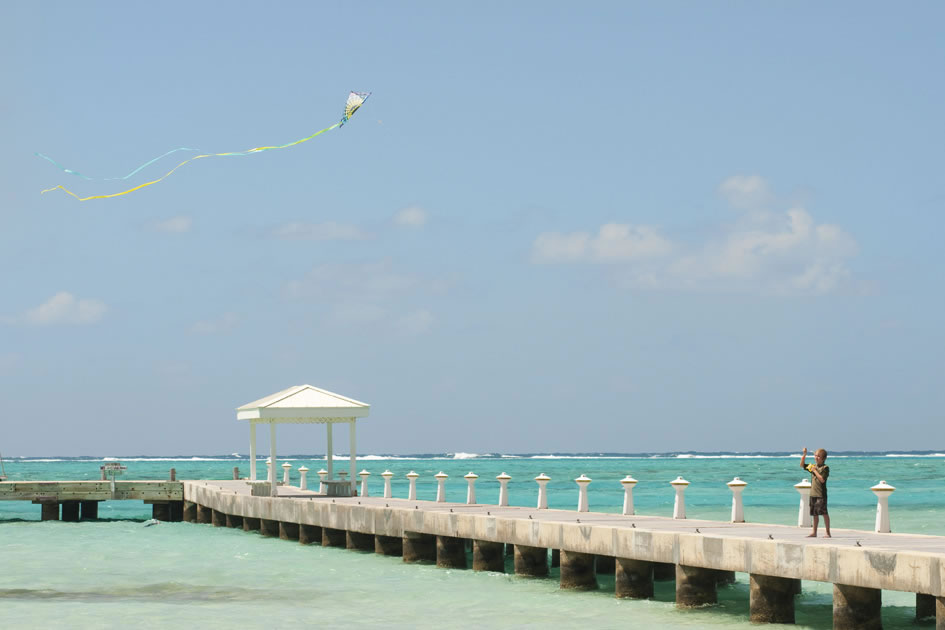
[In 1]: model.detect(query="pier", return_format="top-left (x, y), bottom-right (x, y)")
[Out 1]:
top-left (0, 480), bottom-right (183, 521)
top-left (182, 479), bottom-right (945, 629)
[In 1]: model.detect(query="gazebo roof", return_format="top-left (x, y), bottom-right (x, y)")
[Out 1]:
top-left (237, 384), bottom-right (370, 422)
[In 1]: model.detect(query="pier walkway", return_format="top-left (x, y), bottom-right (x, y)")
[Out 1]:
top-left (186, 480), bottom-right (945, 628)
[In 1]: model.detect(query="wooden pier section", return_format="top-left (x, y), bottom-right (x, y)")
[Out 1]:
top-left (0, 480), bottom-right (183, 521)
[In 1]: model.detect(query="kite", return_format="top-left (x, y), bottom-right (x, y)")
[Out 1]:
top-left (39, 91), bottom-right (371, 202)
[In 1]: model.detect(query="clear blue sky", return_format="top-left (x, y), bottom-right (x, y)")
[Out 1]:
top-left (2, 2), bottom-right (943, 456)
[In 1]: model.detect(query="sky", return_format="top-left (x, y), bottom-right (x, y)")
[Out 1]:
top-left (2, 2), bottom-right (944, 456)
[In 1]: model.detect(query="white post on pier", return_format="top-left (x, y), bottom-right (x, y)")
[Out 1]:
top-left (794, 479), bottom-right (812, 528)
top-left (535, 473), bottom-right (551, 510)
top-left (871, 480), bottom-right (895, 533)
top-left (359, 469), bottom-right (371, 497)
top-left (407, 471), bottom-right (419, 500)
top-left (317, 469), bottom-right (328, 494)
top-left (575, 474), bottom-right (592, 512)
top-left (249, 423), bottom-right (257, 481)
top-left (298, 466), bottom-right (309, 491)
top-left (382, 470), bottom-right (393, 499)
top-left (435, 472), bottom-right (448, 502)
top-left (269, 422), bottom-right (277, 497)
top-left (671, 476), bottom-right (689, 519)
top-left (497, 472), bottom-right (511, 507)
top-left (727, 477), bottom-right (747, 523)
top-left (620, 475), bottom-right (638, 516)
top-left (326, 423), bottom-right (333, 481)
top-left (282, 462), bottom-right (292, 485)
top-left (465, 472), bottom-right (478, 505)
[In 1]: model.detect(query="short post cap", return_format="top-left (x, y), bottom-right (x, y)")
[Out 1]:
top-left (464, 472), bottom-right (478, 479)
top-left (535, 473), bottom-right (551, 482)
top-left (575, 474), bottom-right (592, 484)
top-left (298, 466), bottom-right (309, 472)
top-left (282, 462), bottom-right (292, 469)
top-left (435, 471), bottom-right (449, 479)
top-left (381, 470), bottom-right (394, 478)
top-left (794, 478), bottom-right (812, 489)
top-left (359, 469), bottom-right (371, 477)
top-left (871, 480), bottom-right (896, 492)
top-left (620, 475), bottom-right (638, 486)
top-left (670, 476), bottom-right (690, 487)
top-left (317, 468), bottom-right (328, 475)
top-left (727, 477), bottom-right (747, 487)
top-left (406, 471), bottom-right (420, 478)
top-left (496, 472), bottom-right (512, 480)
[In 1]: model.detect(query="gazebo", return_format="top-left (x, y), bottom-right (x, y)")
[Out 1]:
top-left (236, 384), bottom-right (371, 496)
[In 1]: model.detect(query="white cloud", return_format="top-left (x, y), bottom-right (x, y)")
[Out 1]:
top-left (397, 309), bottom-right (434, 336)
top-left (285, 260), bottom-right (442, 335)
top-left (531, 223), bottom-right (672, 264)
top-left (11, 292), bottom-right (108, 326)
top-left (190, 312), bottom-right (239, 334)
top-left (532, 177), bottom-right (859, 296)
top-left (273, 221), bottom-right (369, 241)
top-left (393, 206), bottom-right (427, 228)
top-left (718, 175), bottom-right (772, 210)
top-left (151, 216), bottom-right (192, 233)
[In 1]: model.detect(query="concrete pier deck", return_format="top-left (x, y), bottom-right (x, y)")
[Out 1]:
top-left (186, 480), bottom-right (945, 599)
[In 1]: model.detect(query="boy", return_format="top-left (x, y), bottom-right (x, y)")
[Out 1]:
top-left (800, 447), bottom-right (830, 537)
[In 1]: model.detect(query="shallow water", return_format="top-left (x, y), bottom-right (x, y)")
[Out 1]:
top-left (1, 454), bottom-right (943, 628)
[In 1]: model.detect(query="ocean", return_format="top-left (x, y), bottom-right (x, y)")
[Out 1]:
top-left (2, 452), bottom-right (943, 628)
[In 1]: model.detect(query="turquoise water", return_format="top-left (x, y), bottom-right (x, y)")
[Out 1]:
top-left (2, 454), bottom-right (943, 628)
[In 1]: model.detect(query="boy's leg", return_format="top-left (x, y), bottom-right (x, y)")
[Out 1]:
top-left (808, 514), bottom-right (819, 537)
top-left (823, 513), bottom-right (831, 537)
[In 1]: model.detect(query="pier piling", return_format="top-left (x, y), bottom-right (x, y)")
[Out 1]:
top-left (60, 500), bottom-right (80, 522)
top-left (211, 509), bottom-right (226, 527)
top-left (196, 504), bottom-right (212, 524)
top-left (151, 502), bottom-right (170, 521)
top-left (182, 501), bottom-right (197, 522)
top-left (374, 534), bottom-right (402, 556)
top-left (242, 516), bottom-right (260, 532)
top-left (436, 535), bottom-right (468, 569)
top-left (279, 521), bottom-right (300, 541)
top-left (299, 524), bottom-right (321, 545)
top-left (749, 573), bottom-right (796, 624)
top-left (322, 527), bottom-right (346, 547)
top-left (514, 544), bottom-right (549, 577)
top-left (39, 501), bottom-right (59, 521)
top-left (225, 513), bottom-right (243, 529)
top-left (347, 530), bottom-right (374, 551)
top-left (615, 558), bottom-right (654, 599)
top-left (675, 564), bottom-right (717, 607)
top-left (560, 550), bottom-right (598, 590)
top-left (259, 518), bottom-right (279, 537)
top-left (402, 531), bottom-right (436, 563)
top-left (833, 583), bottom-right (882, 630)
top-left (472, 540), bottom-right (504, 572)
top-left (80, 500), bottom-right (99, 520)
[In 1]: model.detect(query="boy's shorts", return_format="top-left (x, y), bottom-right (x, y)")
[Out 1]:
top-left (809, 496), bottom-right (828, 515)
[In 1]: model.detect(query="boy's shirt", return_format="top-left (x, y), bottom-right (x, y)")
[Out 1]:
top-left (803, 463), bottom-right (829, 498)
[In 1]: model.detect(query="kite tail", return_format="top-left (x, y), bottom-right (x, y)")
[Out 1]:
top-left (35, 147), bottom-right (201, 181)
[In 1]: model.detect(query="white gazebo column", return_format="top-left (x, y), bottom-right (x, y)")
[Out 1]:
top-left (871, 480), bottom-right (895, 533)
top-left (349, 420), bottom-right (357, 496)
top-left (266, 458), bottom-right (272, 482)
top-left (298, 466), bottom-right (309, 491)
top-left (269, 422), bottom-right (277, 497)
top-left (326, 423), bottom-right (334, 480)
top-left (671, 476), bottom-right (689, 519)
top-left (728, 477), bottom-right (747, 523)
top-left (382, 470), bottom-right (393, 498)
top-left (407, 471), bottom-right (419, 500)
top-left (620, 475), bottom-right (638, 516)
top-left (435, 472), bottom-right (448, 502)
top-left (359, 469), bottom-right (371, 497)
top-left (497, 472), bottom-right (511, 506)
top-left (249, 422), bottom-right (257, 481)
top-left (465, 472), bottom-right (478, 505)
top-left (535, 473), bottom-right (551, 509)
top-left (794, 479), bottom-right (812, 528)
